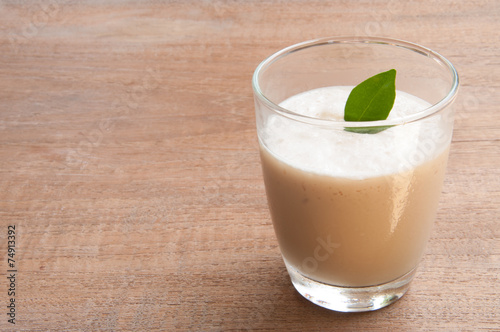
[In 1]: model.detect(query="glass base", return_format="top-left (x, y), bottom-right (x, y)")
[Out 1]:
top-left (285, 261), bottom-right (416, 312)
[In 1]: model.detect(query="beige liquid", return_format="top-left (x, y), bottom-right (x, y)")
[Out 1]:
top-left (258, 86), bottom-right (451, 287)
top-left (260, 145), bottom-right (449, 287)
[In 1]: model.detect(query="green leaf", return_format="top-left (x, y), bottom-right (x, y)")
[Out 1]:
top-left (344, 69), bottom-right (396, 134)
top-left (344, 125), bottom-right (393, 134)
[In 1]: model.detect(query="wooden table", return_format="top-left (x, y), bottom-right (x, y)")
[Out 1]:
top-left (1, 1), bottom-right (498, 330)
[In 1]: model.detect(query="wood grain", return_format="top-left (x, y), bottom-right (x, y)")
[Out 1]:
top-left (0, 0), bottom-right (498, 330)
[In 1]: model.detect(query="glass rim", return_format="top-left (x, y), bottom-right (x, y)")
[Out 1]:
top-left (252, 36), bottom-right (459, 128)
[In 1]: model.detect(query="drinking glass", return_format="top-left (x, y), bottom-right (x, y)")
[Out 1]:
top-left (252, 37), bottom-right (459, 312)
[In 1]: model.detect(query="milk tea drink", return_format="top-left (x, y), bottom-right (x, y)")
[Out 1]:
top-left (259, 86), bottom-right (450, 287)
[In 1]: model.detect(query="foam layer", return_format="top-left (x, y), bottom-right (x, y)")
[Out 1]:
top-left (260, 86), bottom-right (448, 179)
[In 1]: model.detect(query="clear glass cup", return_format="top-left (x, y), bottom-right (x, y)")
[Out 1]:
top-left (252, 37), bottom-right (459, 312)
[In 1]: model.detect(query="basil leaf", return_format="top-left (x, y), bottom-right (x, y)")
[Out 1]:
top-left (343, 125), bottom-right (393, 134)
top-left (344, 69), bottom-right (396, 134)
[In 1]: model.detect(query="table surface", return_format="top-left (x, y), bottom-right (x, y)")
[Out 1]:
top-left (1, 1), bottom-right (499, 331)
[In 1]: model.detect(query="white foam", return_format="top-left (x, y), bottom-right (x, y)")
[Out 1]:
top-left (260, 86), bottom-right (448, 179)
